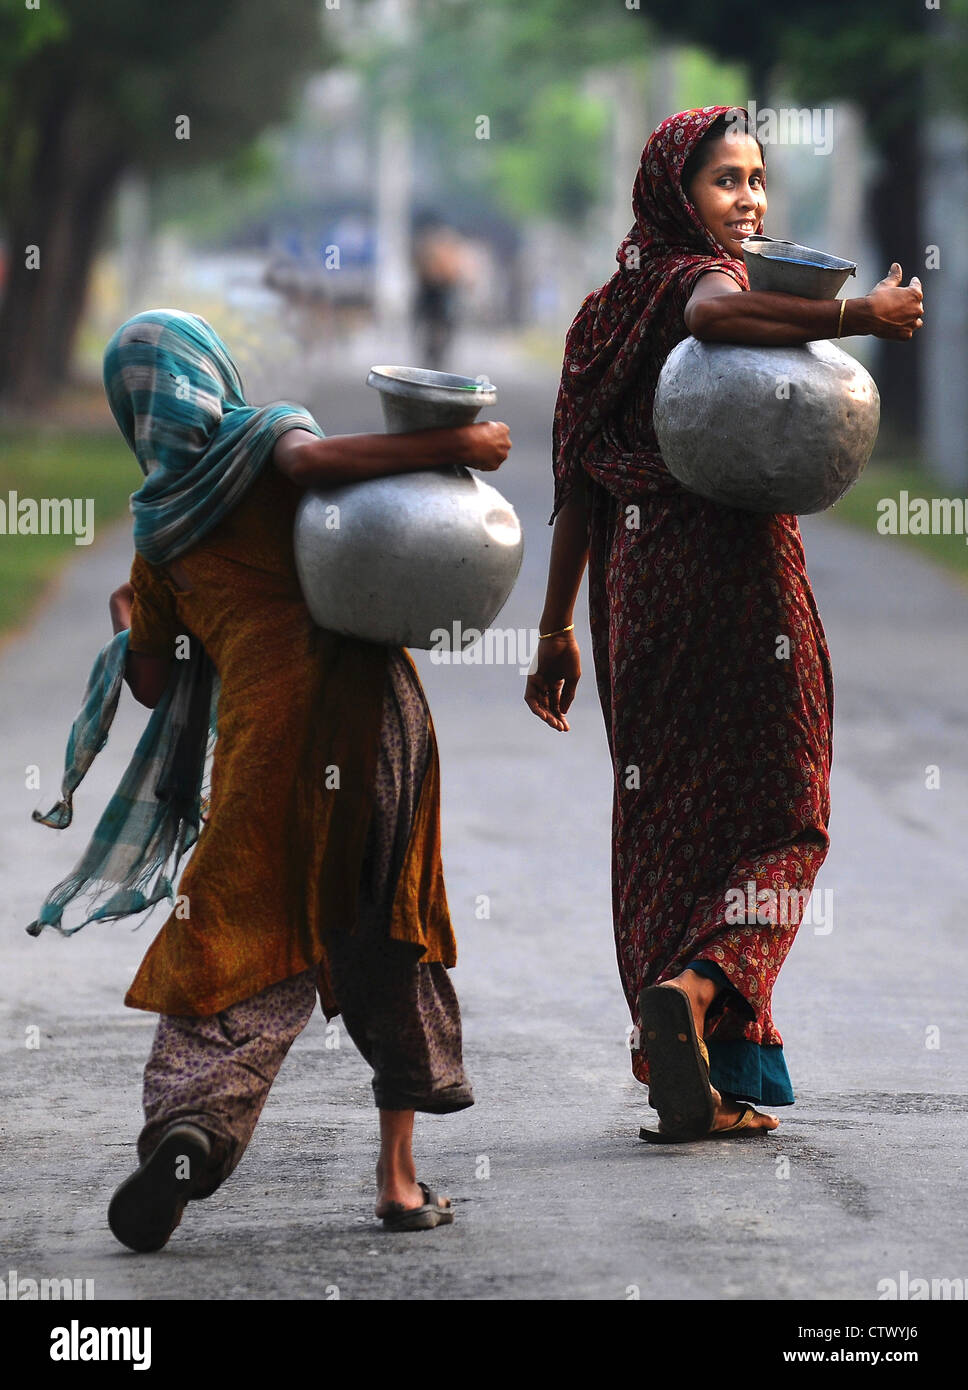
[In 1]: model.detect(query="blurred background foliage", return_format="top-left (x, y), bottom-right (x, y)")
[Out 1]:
top-left (1, 0), bottom-right (963, 419)
top-left (0, 0), bottom-right (966, 635)
top-left (0, 0), bottom-right (330, 401)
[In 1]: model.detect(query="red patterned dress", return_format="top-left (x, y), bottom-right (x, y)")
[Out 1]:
top-left (552, 107), bottom-right (833, 1103)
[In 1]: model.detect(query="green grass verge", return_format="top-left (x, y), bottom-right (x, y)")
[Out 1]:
top-left (827, 457), bottom-right (968, 588)
top-left (0, 429), bottom-right (135, 636)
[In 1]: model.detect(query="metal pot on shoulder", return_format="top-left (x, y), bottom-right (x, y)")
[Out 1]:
top-left (652, 238), bottom-right (880, 514)
top-left (293, 366), bottom-right (524, 647)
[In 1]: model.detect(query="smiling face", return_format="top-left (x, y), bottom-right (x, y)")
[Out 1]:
top-left (684, 131), bottom-right (767, 254)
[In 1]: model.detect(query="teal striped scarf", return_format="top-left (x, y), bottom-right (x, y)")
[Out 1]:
top-left (27, 309), bottom-right (322, 937)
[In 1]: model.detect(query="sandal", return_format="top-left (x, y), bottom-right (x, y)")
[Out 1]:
top-left (640, 1103), bottom-right (765, 1143)
top-left (108, 1123), bottom-right (212, 1252)
top-left (637, 983), bottom-right (716, 1142)
top-left (381, 1182), bottom-right (454, 1232)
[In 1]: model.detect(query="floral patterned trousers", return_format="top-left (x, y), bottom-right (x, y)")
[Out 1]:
top-left (134, 650), bottom-right (473, 1198)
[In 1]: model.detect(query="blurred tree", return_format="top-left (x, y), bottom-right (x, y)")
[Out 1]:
top-left (489, 85), bottom-right (610, 224)
top-left (635, 0), bottom-right (965, 447)
top-left (0, 0), bottom-right (329, 406)
top-left (358, 0), bottom-right (634, 231)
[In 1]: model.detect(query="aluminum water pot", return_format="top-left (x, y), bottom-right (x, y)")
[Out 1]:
top-left (652, 238), bottom-right (880, 514)
top-left (293, 366), bottom-right (524, 647)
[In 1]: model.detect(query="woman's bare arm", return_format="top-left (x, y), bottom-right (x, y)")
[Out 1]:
top-left (109, 583), bottom-right (172, 709)
top-left (274, 422), bottom-right (511, 487)
top-left (524, 484), bottom-right (589, 733)
top-left (538, 485), bottom-right (590, 637)
top-left (684, 264), bottom-right (923, 345)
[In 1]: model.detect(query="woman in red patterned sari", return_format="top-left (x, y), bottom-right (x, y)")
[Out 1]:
top-left (525, 106), bottom-right (923, 1141)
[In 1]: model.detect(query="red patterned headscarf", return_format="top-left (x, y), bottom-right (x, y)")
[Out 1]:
top-left (550, 105), bottom-right (766, 522)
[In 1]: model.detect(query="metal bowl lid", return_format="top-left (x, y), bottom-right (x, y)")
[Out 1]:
top-left (740, 236), bottom-right (856, 274)
top-left (367, 365), bottom-right (497, 407)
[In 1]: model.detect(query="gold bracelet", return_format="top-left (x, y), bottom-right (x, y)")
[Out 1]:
top-left (539, 622), bottom-right (575, 640)
top-left (837, 298), bottom-right (848, 338)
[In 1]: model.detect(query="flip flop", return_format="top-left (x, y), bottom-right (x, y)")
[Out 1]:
top-left (640, 1104), bottom-right (764, 1144)
top-left (637, 983), bottom-right (716, 1142)
top-left (108, 1123), bottom-right (212, 1253)
top-left (381, 1182), bottom-right (454, 1232)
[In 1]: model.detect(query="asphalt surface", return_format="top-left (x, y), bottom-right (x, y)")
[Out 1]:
top-left (2, 356), bottom-right (966, 1301)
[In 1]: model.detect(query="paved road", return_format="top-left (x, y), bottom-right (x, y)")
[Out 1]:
top-left (2, 359), bottom-right (966, 1301)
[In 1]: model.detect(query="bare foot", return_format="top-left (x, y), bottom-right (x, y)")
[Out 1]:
top-left (709, 1087), bottom-right (779, 1134)
top-left (375, 1157), bottom-right (451, 1219)
top-left (652, 1093), bottom-right (778, 1138)
top-left (373, 1110), bottom-right (452, 1219)
top-left (657, 971), bottom-right (717, 1035)
top-left (657, 973), bottom-right (780, 1135)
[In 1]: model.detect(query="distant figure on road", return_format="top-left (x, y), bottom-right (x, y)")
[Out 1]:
top-left (413, 221), bottom-right (465, 371)
top-left (27, 308), bottom-right (510, 1249)
top-left (525, 105), bottom-right (923, 1143)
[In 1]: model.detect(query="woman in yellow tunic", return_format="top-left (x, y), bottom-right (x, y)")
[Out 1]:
top-left (27, 309), bottom-right (510, 1248)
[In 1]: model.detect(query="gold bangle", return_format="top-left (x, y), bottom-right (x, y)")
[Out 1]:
top-left (539, 622), bottom-right (575, 640)
top-left (837, 298), bottom-right (848, 338)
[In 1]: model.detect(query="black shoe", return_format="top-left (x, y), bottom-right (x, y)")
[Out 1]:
top-left (108, 1123), bottom-right (212, 1253)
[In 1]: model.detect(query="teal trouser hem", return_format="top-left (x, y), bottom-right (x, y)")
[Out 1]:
top-left (705, 1039), bottom-right (795, 1106)
top-left (685, 958), bottom-right (795, 1105)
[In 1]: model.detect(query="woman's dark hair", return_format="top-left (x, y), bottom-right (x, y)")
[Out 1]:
top-left (681, 110), bottom-right (765, 202)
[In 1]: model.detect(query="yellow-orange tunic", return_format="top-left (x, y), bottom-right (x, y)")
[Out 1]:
top-left (124, 462), bottom-right (456, 1018)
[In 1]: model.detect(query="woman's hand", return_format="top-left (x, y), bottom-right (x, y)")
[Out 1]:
top-left (861, 263), bottom-right (924, 340)
top-left (275, 422), bottom-right (511, 486)
top-left (109, 582), bottom-right (134, 634)
top-left (684, 265), bottom-right (925, 346)
top-left (524, 631), bottom-right (581, 732)
top-left (456, 421), bottom-right (511, 472)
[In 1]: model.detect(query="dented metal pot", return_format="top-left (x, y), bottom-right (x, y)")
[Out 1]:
top-left (653, 239), bottom-right (880, 514)
top-left (293, 366), bottom-right (524, 647)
